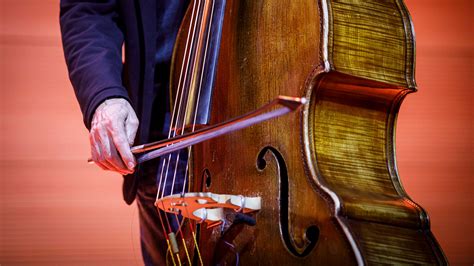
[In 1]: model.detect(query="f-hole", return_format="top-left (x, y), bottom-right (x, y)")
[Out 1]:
top-left (257, 146), bottom-right (319, 257)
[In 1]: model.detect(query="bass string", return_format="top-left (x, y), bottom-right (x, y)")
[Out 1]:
top-left (160, 0), bottom-right (205, 209)
top-left (155, 0), bottom-right (201, 264)
top-left (156, 0), bottom-right (200, 201)
top-left (170, 1), bottom-right (216, 264)
top-left (171, 4), bottom-right (215, 257)
top-left (158, 0), bottom-right (209, 264)
top-left (169, 0), bottom-right (215, 197)
top-left (158, 0), bottom-right (203, 209)
top-left (179, 0), bottom-right (216, 199)
top-left (165, 0), bottom-right (216, 264)
top-left (159, 0), bottom-right (204, 200)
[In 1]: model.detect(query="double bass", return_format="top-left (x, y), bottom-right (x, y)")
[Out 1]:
top-left (137, 0), bottom-right (448, 264)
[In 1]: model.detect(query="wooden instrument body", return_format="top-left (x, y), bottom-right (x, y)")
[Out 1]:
top-left (171, 0), bottom-right (447, 264)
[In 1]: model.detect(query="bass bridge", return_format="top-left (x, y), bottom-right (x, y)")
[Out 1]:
top-left (155, 192), bottom-right (261, 227)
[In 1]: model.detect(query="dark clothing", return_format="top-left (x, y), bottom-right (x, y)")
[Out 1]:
top-left (155, 1), bottom-right (188, 65)
top-left (136, 165), bottom-right (168, 264)
top-left (60, 1), bottom-right (189, 264)
top-left (60, 0), bottom-right (188, 205)
top-left (151, 0), bottom-right (188, 142)
top-left (137, 150), bottom-right (187, 265)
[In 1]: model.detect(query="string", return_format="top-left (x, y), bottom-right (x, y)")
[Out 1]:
top-left (169, 0), bottom-right (208, 261)
top-left (158, 210), bottom-right (177, 266)
top-left (166, 0), bottom-right (211, 196)
top-left (170, 0), bottom-right (215, 197)
top-left (157, 0), bottom-right (201, 201)
top-left (174, 203), bottom-right (192, 265)
top-left (156, 0), bottom-right (217, 264)
top-left (184, 203), bottom-right (204, 265)
top-left (180, 0), bottom-right (216, 197)
top-left (156, 0), bottom-right (206, 264)
top-left (159, 0), bottom-right (204, 200)
top-left (172, 1), bottom-right (216, 265)
top-left (166, 244), bottom-right (176, 266)
top-left (171, 1), bottom-right (215, 260)
top-left (160, 0), bottom-right (204, 220)
top-left (155, 0), bottom-right (201, 264)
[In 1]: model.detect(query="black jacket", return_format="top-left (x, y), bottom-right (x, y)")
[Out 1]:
top-left (60, 0), bottom-right (186, 204)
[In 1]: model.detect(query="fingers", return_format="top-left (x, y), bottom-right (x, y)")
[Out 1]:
top-left (109, 120), bottom-right (136, 172)
top-left (93, 127), bottom-right (131, 175)
top-left (88, 98), bottom-right (139, 175)
top-left (108, 140), bottom-right (132, 175)
top-left (89, 134), bottom-right (108, 171)
top-left (90, 130), bottom-right (119, 172)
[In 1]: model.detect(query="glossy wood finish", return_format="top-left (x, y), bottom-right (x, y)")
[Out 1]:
top-left (1, 0), bottom-right (470, 264)
top-left (306, 72), bottom-right (447, 264)
top-left (170, 0), bottom-right (447, 264)
top-left (328, 0), bottom-right (416, 88)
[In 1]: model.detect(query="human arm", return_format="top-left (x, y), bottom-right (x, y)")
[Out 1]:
top-left (60, 0), bottom-right (137, 173)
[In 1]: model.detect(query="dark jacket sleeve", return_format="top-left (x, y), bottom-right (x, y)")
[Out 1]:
top-left (60, 0), bottom-right (130, 129)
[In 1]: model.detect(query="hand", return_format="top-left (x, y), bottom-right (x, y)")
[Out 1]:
top-left (89, 98), bottom-right (139, 175)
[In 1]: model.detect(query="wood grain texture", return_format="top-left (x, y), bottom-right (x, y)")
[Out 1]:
top-left (178, 0), bottom-right (447, 264)
top-left (328, 0), bottom-right (416, 88)
top-left (0, 0), bottom-right (470, 264)
top-left (180, 0), bottom-right (358, 264)
top-left (349, 220), bottom-right (442, 264)
top-left (307, 72), bottom-right (447, 264)
top-left (305, 0), bottom-right (447, 263)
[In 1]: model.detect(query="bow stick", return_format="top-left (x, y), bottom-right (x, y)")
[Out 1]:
top-left (88, 95), bottom-right (307, 164)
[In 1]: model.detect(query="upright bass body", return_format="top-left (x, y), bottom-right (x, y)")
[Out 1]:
top-left (170, 0), bottom-right (448, 264)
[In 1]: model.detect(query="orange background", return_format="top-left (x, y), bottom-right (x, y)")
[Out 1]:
top-left (0, 0), bottom-right (472, 265)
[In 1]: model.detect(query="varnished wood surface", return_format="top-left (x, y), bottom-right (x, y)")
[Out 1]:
top-left (182, 0), bottom-right (357, 263)
top-left (328, 0), bottom-right (415, 88)
top-left (178, 0), bottom-right (449, 264)
top-left (0, 0), bottom-right (472, 264)
top-left (307, 72), bottom-right (446, 264)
